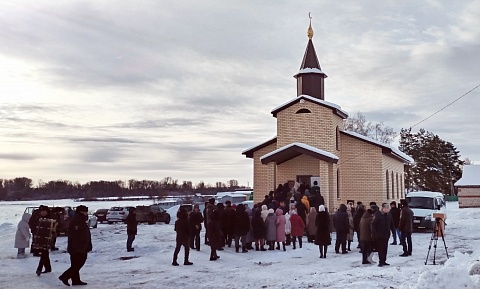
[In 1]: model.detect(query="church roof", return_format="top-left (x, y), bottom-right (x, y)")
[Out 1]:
top-left (271, 94), bottom-right (348, 119)
top-left (455, 165), bottom-right (480, 186)
top-left (293, 39), bottom-right (327, 79)
top-left (260, 142), bottom-right (339, 165)
top-left (340, 130), bottom-right (414, 164)
top-left (242, 136), bottom-right (277, 158)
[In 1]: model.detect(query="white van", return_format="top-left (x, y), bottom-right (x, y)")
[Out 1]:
top-left (405, 191), bottom-right (446, 229)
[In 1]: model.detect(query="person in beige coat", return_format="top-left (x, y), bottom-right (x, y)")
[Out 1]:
top-left (306, 207), bottom-right (317, 243)
top-left (15, 213), bottom-right (31, 258)
top-left (346, 203), bottom-right (355, 251)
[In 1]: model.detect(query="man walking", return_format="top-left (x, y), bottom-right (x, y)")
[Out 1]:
top-left (371, 203), bottom-right (394, 267)
top-left (399, 200), bottom-right (414, 256)
top-left (59, 205), bottom-right (92, 286)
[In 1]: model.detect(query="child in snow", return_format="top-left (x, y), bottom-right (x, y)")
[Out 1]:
top-left (15, 213), bottom-right (31, 258)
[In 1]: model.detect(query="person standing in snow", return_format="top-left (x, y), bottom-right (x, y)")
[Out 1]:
top-left (126, 207), bottom-right (137, 252)
top-left (333, 204), bottom-right (349, 254)
top-left (359, 208), bottom-right (375, 264)
top-left (224, 200), bottom-right (236, 247)
top-left (346, 203), bottom-right (355, 251)
top-left (265, 208), bottom-right (277, 250)
top-left (31, 205), bottom-right (53, 276)
top-left (275, 208), bottom-right (286, 251)
top-left (172, 208), bottom-right (193, 266)
top-left (290, 210), bottom-right (305, 249)
top-left (234, 204), bottom-right (250, 253)
top-left (59, 205), bottom-right (92, 286)
top-left (398, 200), bottom-right (414, 257)
top-left (353, 204), bottom-right (366, 248)
top-left (207, 210), bottom-right (221, 261)
top-left (285, 211), bottom-right (292, 246)
top-left (245, 204), bottom-right (255, 250)
top-left (315, 205), bottom-right (331, 258)
top-left (189, 204), bottom-right (204, 251)
top-left (204, 198), bottom-right (215, 245)
top-left (371, 203), bottom-right (394, 267)
top-left (252, 210), bottom-right (267, 251)
top-left (307, 207), bottom-right (317, 243)
top-left (260, 204), bottom-right (269, 221)
top-left (389, 201), bottom-right (401, 245)
top-left (15, 213), bottom-right (31, 258)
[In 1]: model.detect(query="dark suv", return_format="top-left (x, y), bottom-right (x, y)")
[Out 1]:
top-left (94, 208), bottom-right (109, 223)
top-left (136, 205), bottom-right (171, 224)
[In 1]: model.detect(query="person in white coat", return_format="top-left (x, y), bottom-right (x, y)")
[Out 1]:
top-left (15, 213), bottom-right (31, 258)
top-left (285, 212), bottom-right (291, 246)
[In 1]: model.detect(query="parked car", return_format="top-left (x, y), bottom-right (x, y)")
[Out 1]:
top-left (106, 206), bottom-right (135, 224)
top-left (94, 208), bottom-right (109, 223)
top-left (136, 204), bottom-right (171, 224)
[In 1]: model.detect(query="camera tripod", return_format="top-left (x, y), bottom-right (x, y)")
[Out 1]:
top-left (425, 218), bottom-right (449, 265)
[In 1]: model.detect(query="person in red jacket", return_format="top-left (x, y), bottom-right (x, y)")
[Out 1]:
top-left (290, 210), bottom-right (305, 249)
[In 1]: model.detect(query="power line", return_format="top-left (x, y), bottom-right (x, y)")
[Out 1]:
top-left (337, 84), bottom-right (480, 167)
top-left (410, 84), bottom-right (480, 129)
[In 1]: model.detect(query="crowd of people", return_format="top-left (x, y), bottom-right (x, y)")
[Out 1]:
top-left (169, 181), bottom-right (415, 268)
top-left (14, 205), bottom-right (93, 286)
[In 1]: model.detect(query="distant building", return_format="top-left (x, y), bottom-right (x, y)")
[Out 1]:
top-left (455, 165), bottom-right (480, 208)
top-left (242, 20), bottom-right (412, 211)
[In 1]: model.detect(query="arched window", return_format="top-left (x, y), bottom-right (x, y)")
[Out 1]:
top-left (336, 126), bottom-right (340, 150)
top-left (391, 171), bottom-right (395, 199)
top-left (401, 174), bottom-right (404, 198)
top-left (295, 108), bottom-right (311, 114)
top-left (386, 170), bottom-right (389, 199)
top-left (337, 169), bottom-right (340, 199)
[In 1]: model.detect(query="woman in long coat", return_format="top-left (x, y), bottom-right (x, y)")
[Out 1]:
top-left (289, 210), bottom-right (305, 249)
top-left (252, 210), bottom-right (266, 251)
top-left (315, 205), bottom-right (331, 258)
top-left (15, 213), bottom-right (31, 258)
top-left (307, 207), bottom-right (317, 243)
top-left (275, 209), bottom-right (286, 251)
top-left (264, 209), bottom-right (277, 250)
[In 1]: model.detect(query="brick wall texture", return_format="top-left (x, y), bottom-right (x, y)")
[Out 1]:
top-left (457, 187), bottom-right (480, 208)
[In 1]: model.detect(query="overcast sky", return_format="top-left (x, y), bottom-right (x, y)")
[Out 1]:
top-left (1, 0), bottom-right (479, 187)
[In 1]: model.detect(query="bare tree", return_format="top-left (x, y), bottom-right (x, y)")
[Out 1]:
top-left (344, 112), bottom-right (397, 145)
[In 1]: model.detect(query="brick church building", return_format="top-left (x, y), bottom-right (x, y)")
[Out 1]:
top-left (242, 21), bottom-right (413, 212)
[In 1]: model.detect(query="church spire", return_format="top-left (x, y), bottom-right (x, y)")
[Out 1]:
top-left (294, 13), bottom-right (327, 100)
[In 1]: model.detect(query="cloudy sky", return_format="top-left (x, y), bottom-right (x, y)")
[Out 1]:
top-left (1, 0), bottom-right (479, 187)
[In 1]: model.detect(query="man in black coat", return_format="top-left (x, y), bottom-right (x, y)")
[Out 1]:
top-left (233, 204), bottom-right (250, 253)
top-left (172, 208), bottom-right (192, 266)
top-left (389, 201), bottom-right (401, 245)
top-left (204, 199), bottom-right (215, 245)
top-left (371, 203), bottom-right (395, 266)
top-left (59, 205), bottom-right (92, 286)
top-left (398, 200), bottom-right (414, 257)
top-left (333, 204), bottom-right (349, 254)
top-left (189, 205), bottom-right (204, 251)
top-left (224, 201), bottom-right (236, 247)
top-left (126, 207), bottom-right (137, 252)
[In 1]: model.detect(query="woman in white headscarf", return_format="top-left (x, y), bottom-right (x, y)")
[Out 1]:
top-left (315, 205), bottom-right (331, 258)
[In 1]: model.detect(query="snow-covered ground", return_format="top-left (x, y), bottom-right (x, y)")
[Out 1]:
top-left (0, 200), bottom-right (479, 289)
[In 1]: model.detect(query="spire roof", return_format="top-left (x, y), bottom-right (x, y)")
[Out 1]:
top-left (295, 14), bottom-right (327, 78)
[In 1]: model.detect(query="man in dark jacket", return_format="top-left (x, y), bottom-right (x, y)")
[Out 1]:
top-left (59, 205), bottom-right (92, 286)
top-left (333, 204), bottom-right (349, 254)
top-left (233, 204), bottom-right (250, 253)
top-left (371, 203), bottom-right (394, 266)
top-left (126, 207), bottom-right (137, 252)
top-left (398, 200), bottom-right (414, 257)
top-left (189, 205), bottom-right (204, 251)
top-left (172, 208), bottom-right (192, 266)
top-left (389, 201), bottom-right (401, 245)
top-left (224, 201), bottom-right (236, 247)
top-left (204, 198), bottom-right (215, 245)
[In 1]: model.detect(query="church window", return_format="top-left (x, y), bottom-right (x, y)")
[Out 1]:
top-left (336, 169), bottom-right (340, 198)
top-left (336, 126), bottom-right (340, 150)
top-left (386, 170), bottom-right (389, 199)
top-left (391, 171), bottom-right (395, 198)
top-left (296, 108), bottom-right (311, 114)
top-left (396, 173), bottom-right (399, 199)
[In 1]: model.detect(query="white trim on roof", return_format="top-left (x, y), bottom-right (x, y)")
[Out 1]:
top-left (297, 68), bottom-right (326, 74)
top-left (271, 94), bottom-right (348, 117)
top-left (242, 136), bottom-right (277, 154)
top-left (342, 130), bottom-right (414, 163)
top-left (455, 165), bottom-right (480, 186)
top-left (260, 142), bottom-right (339, 162)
